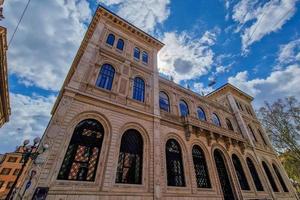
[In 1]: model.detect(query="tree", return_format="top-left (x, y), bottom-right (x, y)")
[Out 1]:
top-left (258, 96), bottom-right (300, 161)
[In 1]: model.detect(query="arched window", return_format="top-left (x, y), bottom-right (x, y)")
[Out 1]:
top-left (272, 164), bottom-right (288, 192)
top-left (248, 125), bottom-right (258, 142)
top-left (142, 51), bottom-right (148, 63)
top-left (115, 129), bottom-right (143, 184)
top-left (197, 107), bottom-right (206, 121)
top-left (159, 91), bottom-right (170, 112)
top-left (179, 100), bottom-right (189, 117)
top-left (226, 118), bottom-right (234, 131)
top-left (166, 139), bottom-right (185, 187)
top-left (246, 158), bottom-right (264, 191)
top-left (96, 64), bottom-right (115, 90)
top-left (262, 161), bottom-right (279, 192)
top-left (232, 154), bottom-right (250, 190)
top-left (212, 113), bottom-right (221, 127)
top-left (58, 119), bottom-right (104, 181)
top-left (134, 47), bottom-right (140, 59)
top-left (116, 39), bottom-right (124, 51)
top-left (192, 145), bottom-right (211, 188)
top-left (132, 77), bottom-right (145, 102)
top-left (257, 129), bottom-right (267, 145)
top-left (106, 34), bottom-right (115, 46)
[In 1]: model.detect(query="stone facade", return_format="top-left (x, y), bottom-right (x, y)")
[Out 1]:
top-left (22, 6), bottom-right (298, 200)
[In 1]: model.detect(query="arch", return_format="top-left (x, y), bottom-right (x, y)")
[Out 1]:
top-left (134, 47), bottom-right (140, 59)
top-left (106, 33), bottom-right (115, 46)
top-left (226, 118), bottom-right (234, 131)
top-left (179, 100), bottom-right (189, 117)
top-left (96, 64), bottom-right (115, 90)
top-left (232, 154), bottom-right (250, 190)
top-left (132, 77), bottom-right (145, 102)
top-left (142, 51), bottom-right (148, 63)
top-left (212, 113), bottom-right (221, 127)
top-left (115, 129), bottom-right (143, 184)
top-left (214, 149), bottom-right (236, 200)
top-left (248, 125), bottom-right (258, 142)
top-left (197, 107), bottom-right (206, 121)
top-left (257, 129), bottom-right (267, 145)
top-left (262, 161), bottom-right (279, 192)
top-left (272, 163), bottom-right (288, 192)
top-left (116, 38), bottom-right (124, 51)
top-left (57, 119), bottom-right (104, 181)
top-left (165, 139), bottom-right (186, 187)
top-left (246, 157), bottom-right (264, 191)
top-left (192, 145), bottom-right (211, 188)
top-left (159, 91), bottom-right (170, 112)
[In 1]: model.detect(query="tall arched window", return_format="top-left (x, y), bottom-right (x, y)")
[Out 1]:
top-left (179, 100), bottom-right (189, 117)
top-left (106, 34), bottom-right (115, 46)
top-left (166, 139), bottom-right (185, 187)
top-left (262, 161), bottom-right (279, 192)
top-left (142, 51), bottom-right (148, 63)
top-left (212, 113), bottom-right (221, 127)
top-left (248, 125), bottom-right (258, 142)
top-left (192, 145), bottom-right (211, 188)
top-left (132, 77), bottom-right (145, 102)
top-left (58, 119), bottom-right (104, 181)
top-left (96, 64), bottom-right (115, 90)
top-left (226, 118), bottom-right (234, 131)
top-left (134, 47), bottom-right (140, 59)
top-left (115, 129), bottom-right (143, 184)
top-left (232, 154), bottom-right (250, 190)
top-left (197, 107), bottom-right (206, 121)
top-left (116, 39), bottom-right (124, 51)
top-left (246, 158), bottom-right (264, 191)
top-left (159, 91), bottom-right (170, 112)
top-left (272, 164), bottom-right (288, 192)
top-left (257, 129), bottom-right (267, 145)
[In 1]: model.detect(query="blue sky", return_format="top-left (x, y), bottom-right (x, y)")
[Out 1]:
top-left (1, 0), bottom-right (300, 153)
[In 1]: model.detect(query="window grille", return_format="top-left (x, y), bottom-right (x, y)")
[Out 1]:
top-left (246, 157), bottom-right (264, 191)
top-left (192, 145), bottom-right (211, 188)
top-left (262, 161), bottom-right (279, 192)
top-left (232, 154), bottom-right (250, 190)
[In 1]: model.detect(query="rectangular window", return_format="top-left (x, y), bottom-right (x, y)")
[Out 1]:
top-left (7, 157), bottom-right (18, 162)
top-left (6, 181), bottom-right (14, 189)
top-left (0, 168), bottom-right (11, 175)
top-left (13, 169), bottom-right (20, 176)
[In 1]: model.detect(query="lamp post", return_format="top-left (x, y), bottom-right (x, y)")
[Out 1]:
top-left (5, 137), bottom-right (48, 200)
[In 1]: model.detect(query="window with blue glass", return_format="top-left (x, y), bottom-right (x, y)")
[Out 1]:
top-left (134, 47), bottom-right (140, 59)
top-left (106, 34), bottom-right (115, 46)
top-left (117, 39), bottom-right (124, 51)
top-left (142, 51), bottom-right (148, 63)
top-left (132, 77), bottom-right (145, 102)
top-left (212, 113), bottom-right (221, 127)
top-left (179, 100), bottom-right (189, 117)
top-left (159, 91), bottom-right (170, 112)
top-left (96, 64), bottom-right (115, 90)
top-left (197, 107), bottom-right (206, 121)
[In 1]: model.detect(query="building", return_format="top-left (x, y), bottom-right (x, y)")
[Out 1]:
top-left (0, 0), bottom-right (10, 127)
top-left (25, 6), bottom-right (298, 200)
top-left (0, 147), bottom-right (31, 199)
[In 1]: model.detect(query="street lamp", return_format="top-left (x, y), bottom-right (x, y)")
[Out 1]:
top-left (5, 137), bottom-right (48, 200)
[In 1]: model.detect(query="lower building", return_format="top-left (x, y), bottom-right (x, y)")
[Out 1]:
top-left (21, 6), bottom-right (298, 200)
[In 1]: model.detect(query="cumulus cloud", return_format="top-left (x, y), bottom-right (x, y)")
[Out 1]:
top-left (278, 38), bottom-right (300, 65)
top-left (232, 0), bottom-right (298, 52)
top-left (99, 0), bottom-right (170, 33)
top-left (192, 82), bottom-right (214, 96)
top-left (0, 93), bottom-right (55, 153)
top-left (3, 0), bottom-right (92, 91)
top-left (158, 31), bottom-right (217, 82)
top-left (228, 64), bottom-right (300, 107)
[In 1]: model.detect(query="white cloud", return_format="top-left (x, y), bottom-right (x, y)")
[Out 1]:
top-left (99, 0), bottom-right (170, 33)
top-left (158, 31), bottom-right (217, 82)
top-left (278, 38), bottom-right (300, 65)
top-left (232, 0), bottom-right (298, 52)
top-left (228, 64), bottom-right (300, 107)
top-left (0, 93), bottom-right (55, 153)
top-left (3, 0), bottom-right (92, 91)
top-left (192, 82), bottom-right (214, 96)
